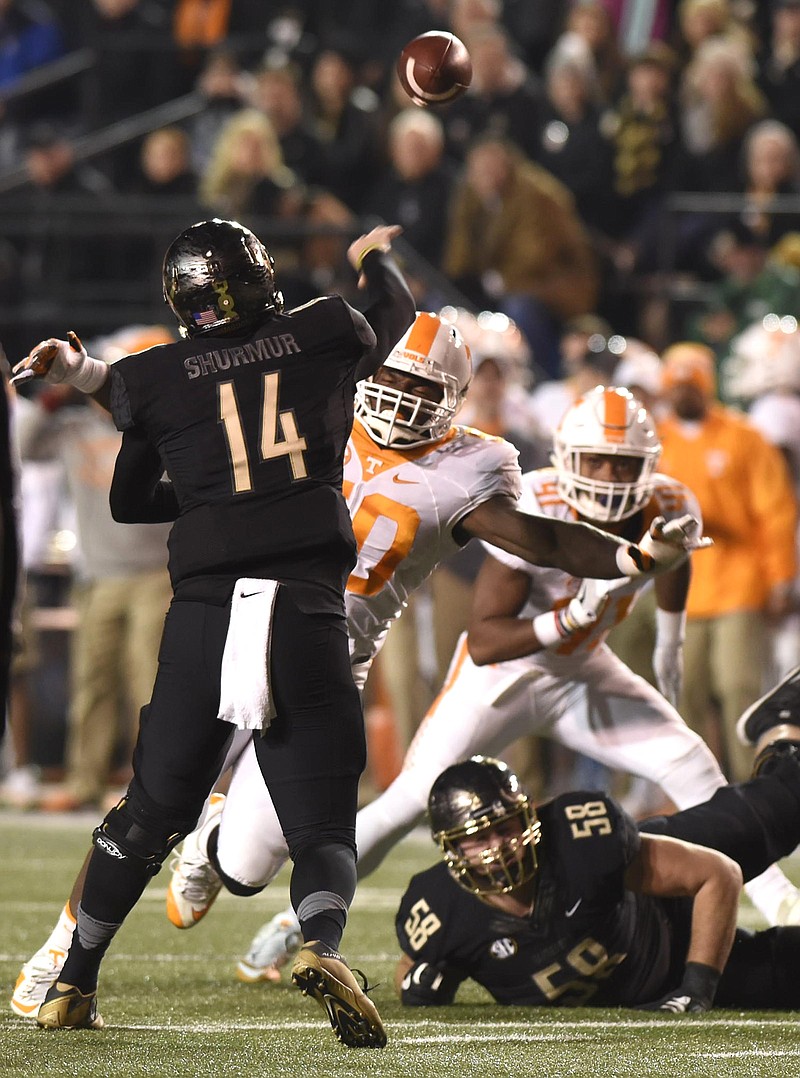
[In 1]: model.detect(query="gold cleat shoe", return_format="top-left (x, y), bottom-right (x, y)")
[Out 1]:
top-left (36, 982), bottom-right (104, 1030)
top-left (291, 941), bottom-right (386, 1049)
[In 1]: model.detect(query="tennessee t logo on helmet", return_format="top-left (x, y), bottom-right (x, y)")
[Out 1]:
top-left (355, 311), bottom-right (472, 447)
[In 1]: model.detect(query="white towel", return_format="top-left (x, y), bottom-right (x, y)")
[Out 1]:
top-left (217, 578), bottom-right (280, 731)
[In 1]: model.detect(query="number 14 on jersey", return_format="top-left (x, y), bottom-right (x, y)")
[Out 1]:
top-left (218, 371), bottom-right (308, 493)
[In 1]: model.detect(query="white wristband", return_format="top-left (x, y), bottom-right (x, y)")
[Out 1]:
top-left (655, 608), bottom-right (686, 648)
top-left (70, 355), bottom-right (108, 394)
top-left (532, 611), bottom-right (566, 648)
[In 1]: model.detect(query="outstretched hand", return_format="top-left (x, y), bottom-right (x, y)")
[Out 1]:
top-left (347, 225), bottom-right (403, 288)
top-left (656, 515), bottom-right (713, 551)
top-left (639, 514), bottom-right (713, 574)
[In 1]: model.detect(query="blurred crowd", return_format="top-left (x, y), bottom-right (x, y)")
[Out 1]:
top-left (3, 1), bottom-right (800, 359)
top-left (0, 0), bottom-right (799, 812)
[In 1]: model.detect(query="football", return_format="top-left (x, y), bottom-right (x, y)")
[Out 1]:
top-left (397, 31), bottom-right (472, 108)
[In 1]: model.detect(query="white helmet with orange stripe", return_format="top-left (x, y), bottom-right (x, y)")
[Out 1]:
top-left (355, 311), bottom-right (472, 447)
top-left (552, 385), bottom-right (661, 522)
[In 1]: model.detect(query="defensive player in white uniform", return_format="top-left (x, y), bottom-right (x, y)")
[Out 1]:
top-left (10, 323), bottom-right (721, 1014)
top-left (219, 386), bottom-right (800, 980)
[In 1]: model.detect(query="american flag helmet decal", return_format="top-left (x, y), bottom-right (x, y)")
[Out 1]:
top-left (192, 307), bottom-right (219, 327)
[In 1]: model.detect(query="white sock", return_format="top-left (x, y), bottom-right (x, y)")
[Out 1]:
top-left (33, 903), bottom-right (76, 961)
top-left (744, 865), bottom-right (799, 925)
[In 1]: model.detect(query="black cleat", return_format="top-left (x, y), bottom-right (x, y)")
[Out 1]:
top-left (291, 941), bottom-right (386, 1049)
top-left (737, 665), bottom-right (800, 746)
top-left (36, 982), bottom-right (104, 1030)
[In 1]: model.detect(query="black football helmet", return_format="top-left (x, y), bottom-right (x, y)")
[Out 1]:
top-left (428, 756), bottom-right (541, 896)
top-left (162, 218), bottom-right (283, 338)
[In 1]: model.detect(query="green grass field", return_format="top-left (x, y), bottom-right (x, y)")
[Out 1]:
top-left (2, 810), bottom-right (799, 1078)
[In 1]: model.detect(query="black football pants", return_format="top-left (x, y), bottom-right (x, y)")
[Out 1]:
top-left (639, 750), bottom-right (800, 882)
top-left (134, 587), bottom-right (366, 853)
top-left (640, 750), bottom-right (800, 1009)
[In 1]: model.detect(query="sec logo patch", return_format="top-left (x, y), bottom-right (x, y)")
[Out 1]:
top-left (490, 937), bottom-right (518, 960)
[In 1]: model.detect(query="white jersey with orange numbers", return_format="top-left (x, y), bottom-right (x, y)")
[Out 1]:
top-left (343, 417), bottom-right (520, 673)
top-left (484, 466), bottom-right (703, 659)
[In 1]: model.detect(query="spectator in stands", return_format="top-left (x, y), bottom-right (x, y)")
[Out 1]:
top-left (688, 218), bottom-right (800, 357)
top-left (757, 0), bottom-right (800, 136)
top-left (126, 126), bottom-right (198, 198)
top-left (187, 47), bottom-right (246, 175)
top-left (565, 0), bottom-right (625, 103)
top-left (22, 122), bottom-right (109, 197)
top-left (603, 43), bottom-right (681, 269)
top-left (668, 38), bottom-right (771, 280)
top-left (18, 327), bottom-right (175, 813)
top-left (737, 120), bottom-right (800, 247)
top-left (249, 61), bottom-right (324, 189)
top-left (673, 0), bottom-right (752, 65)
top-left (436, 24), bottom-right (545, 164)
top-left (657, 341), bottom-right (797, 781)
top-left (365, 108), bottom-right (456, 268)
top-left (534, 32), bottom-right (616, 236)
top-left (199, 107), bottom-right (302, 222)
top-left (676, 36), bottom-right (767, 193)
top-left (305, 44), bottom-right (381, 211)
top-left (0, 0), bottom-right (64, 91)
top-left (443, 135), bottom-right (599, 379)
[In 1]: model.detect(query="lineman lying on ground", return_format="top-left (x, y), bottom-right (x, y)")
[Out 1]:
top-left (396, 667), bottom-right (800, 1011)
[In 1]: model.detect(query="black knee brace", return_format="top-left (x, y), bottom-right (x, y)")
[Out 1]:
top-left (93, 786), bottom-right (197, 877)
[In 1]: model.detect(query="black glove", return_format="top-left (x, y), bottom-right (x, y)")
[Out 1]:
top-left (400, 960), bottom-right (460, 1006)
top-left (637, 961), bottom-right (720, 1013)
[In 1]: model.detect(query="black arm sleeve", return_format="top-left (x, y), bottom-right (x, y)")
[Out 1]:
top-left (109, 427), bottom-right (179, 523)
top-left (355, 249), bottom-right (415, 381)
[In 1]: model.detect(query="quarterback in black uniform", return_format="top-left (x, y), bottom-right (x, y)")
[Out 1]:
top-left (13, 218), bottom-right (415, 1047)
top-left (396, 667), bottom-right (800, 1013)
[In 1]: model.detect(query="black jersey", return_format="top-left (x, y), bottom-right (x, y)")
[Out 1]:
top-left (396, 792), bottom-right (683, 1008)
top-left (108, 257), bottom-right (413, 612)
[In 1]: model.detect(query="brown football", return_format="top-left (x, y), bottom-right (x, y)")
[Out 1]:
top-left (397, 31), bottom-right (472, 108)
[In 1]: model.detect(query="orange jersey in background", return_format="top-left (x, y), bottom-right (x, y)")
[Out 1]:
top-left (658, 403), bottom-right (797, 618)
